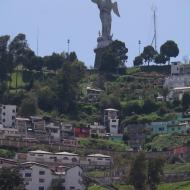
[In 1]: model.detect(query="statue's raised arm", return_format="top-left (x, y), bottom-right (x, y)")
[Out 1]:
top-left (91, 0), bottom-right (99, 4)
top-left (112, 2), bottom-right (120, 17)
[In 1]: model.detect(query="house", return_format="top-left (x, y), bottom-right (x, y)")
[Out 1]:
top-left (74, 127), bottom-right (90, 138)
top-left (0, 105), bottom-right (16, 127)
top-left (86, 86), bottom-right (103, 103)
top-left (146, 122), bottom-right (168, 136)
top-left (171, 62), bottom-right (190, 76)
top-left (167, 122), bottom-right (190, 134)
top-left (89, 123), bottom-right (106, 137)
top-left (0, 124), bottom-right (21, 140)
top-left (86, 154), bottom-right (112, 167)
top-left (20, 162), bottom-right (85, 190)
top-left (55, 152), bottom-right (80, 165)
top-left (61, 123), bottom-right (74, 139)
top-left (45, 122), bottom-right (60, 142)
top-left (16, 117), bottom-right (31, 136)
top-left (27, 150), bottom-right (80, 166)
top-left (0, 157), bottom-right (18, 168)
top-left (104, 108), bottom-right (119, 135)
top-left (167, 86), bottom-right (190, 101)
top-left (164, 63), bottom-right (190, 89)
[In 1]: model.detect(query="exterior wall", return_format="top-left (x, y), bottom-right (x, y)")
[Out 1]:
top-left (20, 165), bottom-right (54, 190)
top-left (27, 152), bottom-right (80, 165)
top-left (164, 75), bottom-right (190, 89)
top-left (89, 123), bottom-right (106, 137)
top-left (109, 119), bottom-right (119, 135)
top-left (64, 166), bottom-right (85, 190)
top-left (45, 123), bottom-right (60, 141)
top-left (86, 156), bottom-right (111, 166)
top-left (147, 122), bottom-right (168, 136)
top-left (0, 105), bottom-right (16, 128)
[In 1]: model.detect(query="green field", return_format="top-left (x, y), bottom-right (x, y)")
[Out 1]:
top-left (164, 163), bottom-right (190, 173)
top-left (88, 181), bottom-right (190, 190)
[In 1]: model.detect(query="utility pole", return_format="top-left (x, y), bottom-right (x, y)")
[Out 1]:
top-left (67, 39), bottom-right (70, 55)
top-left (138, 40), bottom-right (141, 56)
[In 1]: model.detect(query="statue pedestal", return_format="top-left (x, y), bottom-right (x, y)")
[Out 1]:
top-left (94, 36), bottom-right (112, 69)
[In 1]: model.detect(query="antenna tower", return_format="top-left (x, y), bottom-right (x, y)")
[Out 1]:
top-left (151, 6), bottom-right (157, 51)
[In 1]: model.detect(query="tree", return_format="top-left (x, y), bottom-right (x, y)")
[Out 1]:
top-left (68, 51), bottom-right (77, 62)
top-left (0, 168), bottom-right (24, 190)
top-left (20, 95), bottom-right (38, 116)
top-left (133, 55), bottom-right (143, 67)
top-left (9, 33), bottom-right (34, 92)
top-left (160, 40), bottom-right (179, 64)
top-left (44, 53), bottom-right (64, 72)
top-left (52, 61), bottom-right (86, 114)
top-left (48, 179), bottom-right (64, 190)
top-left (0, 35), bottom-right (13, 80)
top-left (37, 86), bottom-right (56, 111)
top-left (154, 54), bottom-right (167, 65)
top-left (129, 152), bottom-right (147, 190)
top-left (141, 46), bottom-right (157, 66)
top-left (99, 40), bottom-right (128, 73)
top-left (142, 99), bottom-right (158, 114)
top-left (182, 93), bottom-right (190, 113)
top-left (24, 56), bottom-right (43, 71)
top-left (147, 158), bottom-right (165, 190)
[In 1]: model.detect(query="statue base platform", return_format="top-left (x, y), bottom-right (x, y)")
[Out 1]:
top-left (94, 37), bottom-right (113, 69)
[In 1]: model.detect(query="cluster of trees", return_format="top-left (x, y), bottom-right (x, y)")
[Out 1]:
top-left (133, 40), bottom-right (179, 66)
top-left (0, 33), bottom-right (86, 117)
top-left (98, 40), bottom-right (128, 73)
top-left (129, 153), bottom-right (165, 190)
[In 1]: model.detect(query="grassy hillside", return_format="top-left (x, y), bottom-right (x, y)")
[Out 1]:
top-left (88, 181), bottom-right (190, 190)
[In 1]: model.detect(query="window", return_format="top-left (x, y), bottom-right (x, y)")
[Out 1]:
top-left (12, 110), bottom-right (15, 113)
top-left (25, 173), bottom-right (32, 177)
top-left (72, 158), bottom-right (78, 162)
top-left (39, 171), bottom-right (45, 175)
top-left (111, 125), bottom-right (117, 128)
top-left (63, 157), bottom-right (69, 160)
top-left (12, 116), bottom-right (15, 120)
top-left (3, 119), bottom-right (5, 123)
top-left (97, 158), bottom-right (103, 160)
top-left (3, 112), bottom-right (5, 116)
top-left (70, 187), bottom-right (75, 190)
top-left (39, 187), bottom-right (44, 190)
top-left (39, 179), bottom-right (45, 183)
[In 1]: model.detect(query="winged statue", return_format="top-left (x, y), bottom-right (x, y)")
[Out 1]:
top-left (91, 0), bottom-right (120, 40)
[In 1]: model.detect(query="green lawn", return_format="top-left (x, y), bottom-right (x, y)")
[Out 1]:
top-left (164, 163), bottom-right (190, 173)
top-left (79, 138), bottom-right (127, 152)
top-left (158, 181), bottom-right (190, 190)
top-left (145, 134), bottom-right (190, 151)
top-left (9, 71), bottom-right (25, 89)
top-left (89, 181), bottom-right (190, 190)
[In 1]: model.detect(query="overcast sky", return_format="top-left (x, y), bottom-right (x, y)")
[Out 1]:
top-left (1, 0), bottom-right (190, 67)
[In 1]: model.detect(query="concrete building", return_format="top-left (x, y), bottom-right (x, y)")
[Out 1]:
top-left (86, 154), bottom-right (112, 167)
top-left (89, 123), bottom-right (106, 137)
top-left (61, 123), bottom-right (74, 139)
top-left (171, 62), bottom-right (190, 76)
top-left (0, 105), bottom-right (16, 127)
top-left (104, 108), bottom-right (119, 135)
top-left (167, 86), bottom-right (190, 101)
top-left (45, 122), bottom-right (60, 142)
top-left (20, 162), bottom-right (85, 190)
top-left (0, 124), bottom-right (21, 140)
top-left (86, 86), bottom-right (103, 103)
top-left (27, 150), bottom-right (80, 166)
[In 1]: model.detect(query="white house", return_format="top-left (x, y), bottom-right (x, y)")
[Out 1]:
top-left (27, 150), bottom-right (80, 165)
top-left (104, 108), bottom-right (119, 135)
top-left (55, 152), bottom-right (80, 165)
top-left (0, 105), bottom-right (16, 128)
top-left (89, 123), bottom-right (106, 137)
top-left (45, 122), bottom-right (60, 142)
top-left (86, 154), bottom-right (112, 167)
top-left (20, 162), bottom-right (85, 190)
